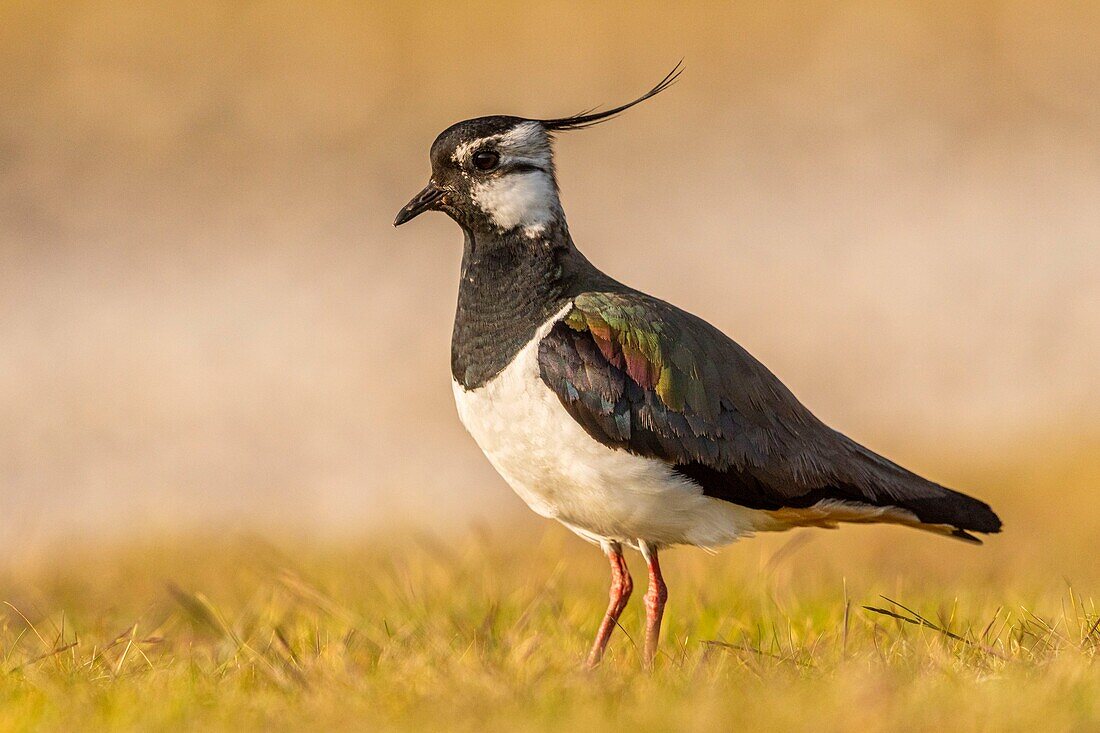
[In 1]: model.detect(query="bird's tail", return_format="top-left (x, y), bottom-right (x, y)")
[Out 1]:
top-left (838, 436), bottom-right (1003, 543)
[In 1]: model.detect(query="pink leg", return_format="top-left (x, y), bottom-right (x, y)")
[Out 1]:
top-left (585, 542), bottom-right (633, 669)
top-left (640, 541), bottom-right (668, 670)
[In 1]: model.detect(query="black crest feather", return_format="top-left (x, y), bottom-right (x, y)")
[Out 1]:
top-left (537, 61), bottom-right (684, 131)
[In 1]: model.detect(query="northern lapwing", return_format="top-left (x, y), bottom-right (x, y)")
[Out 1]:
top-left (394, 64), bottom-right (1001, 669)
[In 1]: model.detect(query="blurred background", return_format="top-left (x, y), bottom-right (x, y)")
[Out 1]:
top-left (1, 1), bottom-right (1097, 556)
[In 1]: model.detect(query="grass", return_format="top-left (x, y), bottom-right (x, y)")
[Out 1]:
top-left (1, 514), bottom-right (1099, 732)
top-left (0, 432), bottom-right (1096, 732)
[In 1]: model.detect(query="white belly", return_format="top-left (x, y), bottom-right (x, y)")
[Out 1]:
top-left (452, 306), bottom-right (774, 549)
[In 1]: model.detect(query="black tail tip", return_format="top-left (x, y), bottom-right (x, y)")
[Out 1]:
top-left (947, 505), bottom-right (1002, 544)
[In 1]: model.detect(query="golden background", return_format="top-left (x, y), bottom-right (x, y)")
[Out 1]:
top-left (1, 1), bottom-right (1097, 553)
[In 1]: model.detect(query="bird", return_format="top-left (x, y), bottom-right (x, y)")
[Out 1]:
top-left (393, 64), bottom-right (1001, 670)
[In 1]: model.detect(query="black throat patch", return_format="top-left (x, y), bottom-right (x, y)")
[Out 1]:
top-left (450, 224), bottom-right (621, 389)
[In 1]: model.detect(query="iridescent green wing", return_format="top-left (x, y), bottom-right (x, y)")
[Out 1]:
top-left (539, 291), bottom-right (802, 469)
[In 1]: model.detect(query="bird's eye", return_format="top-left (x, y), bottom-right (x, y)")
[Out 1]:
top-left (471, 149), bottom-right (500, 172)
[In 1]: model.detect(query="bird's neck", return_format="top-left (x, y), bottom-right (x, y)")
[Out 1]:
top-left (450, 223), bottom-right (613, 389)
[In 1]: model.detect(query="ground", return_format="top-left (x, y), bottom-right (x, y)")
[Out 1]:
top-left (2, 442), bottom-right (1098, 731)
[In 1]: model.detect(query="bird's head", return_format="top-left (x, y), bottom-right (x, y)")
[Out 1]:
top-left (394, 64), bottom-right (683, 239)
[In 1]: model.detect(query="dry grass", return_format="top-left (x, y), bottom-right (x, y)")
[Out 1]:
top-left (2, 509), bottom-right (1098, 732)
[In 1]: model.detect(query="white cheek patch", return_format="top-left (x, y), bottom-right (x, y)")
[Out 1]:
top-left (471, 171), bottom-right (561, 237)
top-left (453, 121), bottom-right (562, 237)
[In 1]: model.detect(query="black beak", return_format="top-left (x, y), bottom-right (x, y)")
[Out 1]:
top-left (394, 183), bottom-right (445, 227)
